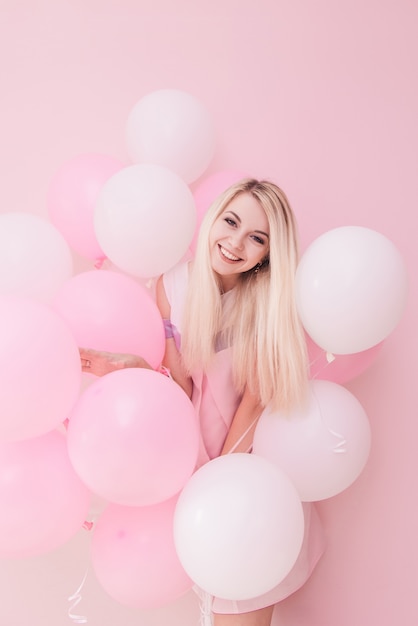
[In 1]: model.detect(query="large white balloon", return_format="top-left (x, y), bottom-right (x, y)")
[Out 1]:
top-left (94, 163), bottom-right (196, 278)
top-left (296, 226), bottom-right (408, 354)
top-left (253, 380), bottom-right (372, 501)
top-left (174, 453), bottom-right (304, 600)
top-left (0, 212), bottom-right (73, 302)
top-left (125, 89), bottom-right (215, 184)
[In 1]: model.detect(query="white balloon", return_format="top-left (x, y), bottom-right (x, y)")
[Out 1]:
top-left (0, 212), bottom-right (73, 302)
top-left (253, 380), bottom-right (372, 501)
top-left (94, 163), bottom-right (196, 278)
top-left (296, 226), bottom-right (408, 354)
top-left (125, 89), bottom-right (215, 184)
top-left (174, 453), bottom-right (304, 600)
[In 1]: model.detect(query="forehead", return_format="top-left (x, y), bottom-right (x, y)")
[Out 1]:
top-left (223, 193), bottom-right (269, 232)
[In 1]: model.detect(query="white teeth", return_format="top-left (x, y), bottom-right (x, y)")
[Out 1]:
top-left (220, 246), bottom-right (240, 261)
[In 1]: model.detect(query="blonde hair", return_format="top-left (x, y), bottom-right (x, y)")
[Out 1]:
top-left (181, 178), bottom-right (308, 412)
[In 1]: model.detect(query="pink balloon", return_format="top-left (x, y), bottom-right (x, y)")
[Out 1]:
top-left (0, 295), bottom-right (81, 441)
top-left (91, 497), bottom-right (193, 608)
top-left (253, 380), bottom-right (372, 501)
top-left (52, 269), bottom-right (165, 369)
top-left (307, 334), bottom-right (384, 384)
top-left (0, 431), bottom-right (91, 558)
top-left (174, 454), bottom-right (304, 600)
top-left (67, 369), bottom-right (199, 506)
top-left (190, 169), bottom-right (249, 253)
top-left (47, 153), bottom-right (124, 261)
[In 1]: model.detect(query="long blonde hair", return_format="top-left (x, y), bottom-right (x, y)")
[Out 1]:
top-left (181, 178), bottom-right (308, 412)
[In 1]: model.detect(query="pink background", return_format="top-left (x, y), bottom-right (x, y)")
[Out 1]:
top-left (0, 1), bottom-right (417, 624)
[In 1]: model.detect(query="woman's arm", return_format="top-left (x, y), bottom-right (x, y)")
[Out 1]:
top-left (221, 386), bottom-right (264, 454)
top-left (79, 348), bottom-right (153, 376)
top-left (78, 274), bottom-right (193, 397)
top-left (155, 275), bottom-right (193, 398)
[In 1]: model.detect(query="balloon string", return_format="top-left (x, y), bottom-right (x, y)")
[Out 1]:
top-left (312, 385), bottom-right (347, 454)
top-left (68, 568), bottom-right (88, 624)
top-left (67, 518), bottom-right (96, 624)
top-left (94, 257), bottom-right (106, 269)
top-left (308, 352), bottom-right (323, 367)
top-left (193, 586), bottom-right (213, 626)
top-left (227, 416), bottom-right (259, 454)
top-left (309, 351), bottom-right (336, 380)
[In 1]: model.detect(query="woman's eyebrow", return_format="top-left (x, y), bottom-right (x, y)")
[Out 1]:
top-left (226, 210), bottom-right (269, 238)
top-left (227, 210), bottom-right (241, 223)
top-left (255, 229), bottom-right (269, 238)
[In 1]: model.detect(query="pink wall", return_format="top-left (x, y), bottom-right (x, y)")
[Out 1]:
top-left (0, 1), bottom-right (417, 624)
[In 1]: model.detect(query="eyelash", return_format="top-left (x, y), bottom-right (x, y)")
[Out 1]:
top-left (223, 218), bottom-right (265, 245)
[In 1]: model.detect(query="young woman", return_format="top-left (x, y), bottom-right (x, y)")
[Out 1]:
top-left (80, 178), bottom-right (325, 626)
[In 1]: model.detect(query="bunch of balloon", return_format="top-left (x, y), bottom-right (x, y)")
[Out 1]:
top-left (0, 292), bottom-right (91, 557)
top-left (93, 89), bottom-right (216, 280)
top-left (0, 178), bottom-right (94, 557)
top-left (58, 89), bottom-right (217, 609)
top-left (254, 226), bottom-right (408, 503)
top-left (47, 89), bottom-right (216, 280)
top-left (0, 88), bottom-right (213, 567)
top-left (47, 153), bottom-right (125, 266)
top-left (307, 334), bottom-right (385, 385)
top-left (66, 368), bottom-right (200, 608)
top-left (52, 269), bottom-right (166, 370)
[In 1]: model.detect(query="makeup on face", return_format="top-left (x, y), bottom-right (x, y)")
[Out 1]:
top-left (209, 193), bottom-right (269, 291)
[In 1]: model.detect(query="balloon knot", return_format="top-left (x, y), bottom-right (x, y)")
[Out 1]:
top-left (326, 351), bottom-right (336, 363)
top-left (94, 257), bottom-right (106, 269)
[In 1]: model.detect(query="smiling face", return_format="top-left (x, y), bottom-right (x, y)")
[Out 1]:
top-left (208, 192), bottom-right (270, 292)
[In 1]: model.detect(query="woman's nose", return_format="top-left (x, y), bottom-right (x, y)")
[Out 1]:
top-left (229, 232), bottom-right (244, 250)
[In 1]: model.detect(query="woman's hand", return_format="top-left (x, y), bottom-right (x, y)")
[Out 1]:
top-left (79, 348), bottom-right (153, 377)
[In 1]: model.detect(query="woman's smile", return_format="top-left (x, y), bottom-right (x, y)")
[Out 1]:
top-left (218, 244), bottom-right (243, 263)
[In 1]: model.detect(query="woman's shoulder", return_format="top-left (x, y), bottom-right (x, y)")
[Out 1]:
top-left (163, 259), bottom-right (190, 282)
top-left (162, 260), bottom-right (191, 310)
top-left (163, 260), bottom-right (190, 293)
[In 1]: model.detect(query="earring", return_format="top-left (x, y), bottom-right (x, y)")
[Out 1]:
top-left (253, 262), bottom-right (262, 274)
top-left (254, 257), bottom-right (269, 274)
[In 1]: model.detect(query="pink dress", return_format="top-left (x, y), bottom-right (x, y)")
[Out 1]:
top-left (163, 262), bottom-right (325, 615)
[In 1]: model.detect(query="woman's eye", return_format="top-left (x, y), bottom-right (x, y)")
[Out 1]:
top-left (252, 235), bottom-right (265, 245)
top-left (225, 217), bottom-right (236, 226)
